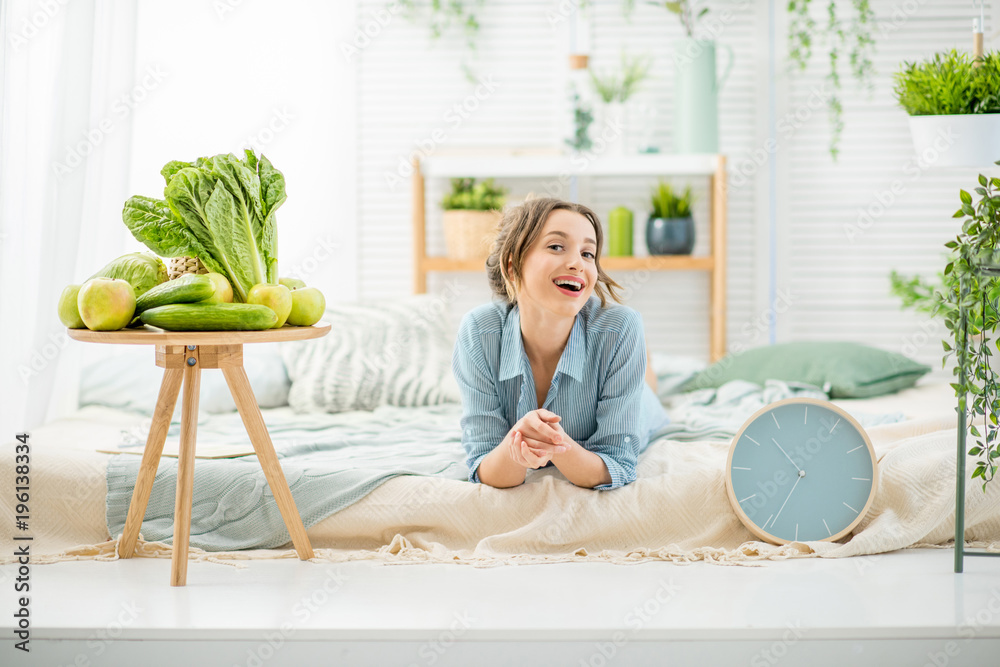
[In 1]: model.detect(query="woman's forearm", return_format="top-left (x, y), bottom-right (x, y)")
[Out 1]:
top-left (476, 433), bottom-right (528, 488)
top-left (551, 437), bottom-right (612, 489)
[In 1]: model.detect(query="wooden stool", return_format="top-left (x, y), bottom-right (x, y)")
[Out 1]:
top-left (69, 324), bottom-right (330, 586)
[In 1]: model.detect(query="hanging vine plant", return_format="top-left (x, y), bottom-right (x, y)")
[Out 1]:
top-left (787, 0), bottom-right (876, 161)
top-left (397, 0), bottom-right (485, 84)
top-left (941, 163), bottom-right (1000, 493)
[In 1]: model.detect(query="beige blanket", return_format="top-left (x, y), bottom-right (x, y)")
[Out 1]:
top-left (3, 383), bottom-right (999, 569)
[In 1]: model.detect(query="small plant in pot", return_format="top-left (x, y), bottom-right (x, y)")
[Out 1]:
top-left (893, 49), bottom-right (1000, 168)
top-left (441, 177), bottom-right (508, 261)
top-left (646, 181), bottom-right (694, 255)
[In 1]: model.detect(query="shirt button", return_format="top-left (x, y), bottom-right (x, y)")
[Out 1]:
top-left (625, 437), bottom-right (631, 443)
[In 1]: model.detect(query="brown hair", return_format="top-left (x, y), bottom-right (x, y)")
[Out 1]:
top-left (485, 197), bottom-right (625, 308)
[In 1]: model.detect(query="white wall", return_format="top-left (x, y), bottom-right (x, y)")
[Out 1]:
top-left (79, 0), bottom-right (357, 371)
top-left (127, 0), bottom-right (357, 298)
top-left (94, 0), bottom-right (1000, 386)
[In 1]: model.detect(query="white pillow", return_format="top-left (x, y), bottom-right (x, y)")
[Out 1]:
top-left (279, 296), bottom-right (461, 414)
top-left (79, 342), bottom-right (291, 416)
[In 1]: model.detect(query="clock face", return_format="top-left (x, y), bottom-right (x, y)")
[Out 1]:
top-left (726, 398), bottom-right (878, 545)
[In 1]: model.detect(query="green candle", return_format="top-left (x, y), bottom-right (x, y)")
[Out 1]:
top-left (608, 207), bottom-right (633, 257)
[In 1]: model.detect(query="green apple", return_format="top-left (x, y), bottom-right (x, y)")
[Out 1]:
top-left (279, 277), bottom-right (306, 291)
top-left (57, 284), bottom-right (87, 328)
top-left (286, 287), bottom-right (325, 326)
top-left (200, 272), bottom-right (234, 304)
top-left (77, 278), bottom-right (136, 331)
top-left (247, 283), bottom-right (292, 328)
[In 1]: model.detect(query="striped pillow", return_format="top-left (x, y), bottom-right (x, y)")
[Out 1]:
top-left (279, 296), bottom-right (461, 414)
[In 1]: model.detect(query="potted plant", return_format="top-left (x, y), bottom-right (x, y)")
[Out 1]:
top-left (441, 177), bottom-right (508, 261)
top-left (588, 50), bottom-right (653, 155)
top-left (893, 49), bottom-right (1000, 167)
top-left (646, 181), bottom-right (694, 255)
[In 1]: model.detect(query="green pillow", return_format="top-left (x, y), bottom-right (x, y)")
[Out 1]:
top-left (678, 341), bottom-right (932, 398)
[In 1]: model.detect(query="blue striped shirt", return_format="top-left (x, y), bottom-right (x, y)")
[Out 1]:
top-left (451, 296), bottom-right (671, 490)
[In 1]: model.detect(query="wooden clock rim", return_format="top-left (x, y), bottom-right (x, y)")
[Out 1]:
top-left (724, 396), bottom-right (879, 546)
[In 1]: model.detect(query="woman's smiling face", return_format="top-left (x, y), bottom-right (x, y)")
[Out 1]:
top-left (510, 208), bottom-right (599, 318)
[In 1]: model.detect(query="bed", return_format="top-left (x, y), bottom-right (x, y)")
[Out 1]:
top-left (2, 344), bottom-right (998, 571)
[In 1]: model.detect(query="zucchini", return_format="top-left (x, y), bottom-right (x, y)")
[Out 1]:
top-left (140, 303), bottom-right (278, 331)
top-left (134, 274), bottom-right (216, 315)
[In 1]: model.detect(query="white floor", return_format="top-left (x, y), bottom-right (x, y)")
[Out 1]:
top-left (2, 548), bottom-right (1000, 666)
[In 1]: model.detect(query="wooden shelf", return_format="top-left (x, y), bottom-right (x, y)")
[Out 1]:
top-left (411, 153), bottom-right (729, 362)
top-left (420, 255), bottom-right (714, 272)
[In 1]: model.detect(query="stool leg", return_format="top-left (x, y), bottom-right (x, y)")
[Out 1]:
top-left (119, 368), bottom-right (183, 559)
top-left (171, 362), bottom-right (201, 587)
top-left (222, 366), bottom-right (314, 560)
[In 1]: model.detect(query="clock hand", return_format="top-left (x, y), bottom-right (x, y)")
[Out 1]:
top-left (771, 437), bottom-right (803, 474)
top-left (771, 474), bottom-right (801, 527)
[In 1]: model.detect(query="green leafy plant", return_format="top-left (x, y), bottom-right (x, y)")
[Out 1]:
top-left (441, 177), bottom-right (507, 211)
top-left (787, 0), bottom-right (876, 161)
top-left (397, 0), bottom-right (485, 83)
top-left (589, 51), bottom-right (653, 104)
top-left (937, 161), bottom-right (1000, 492)
top-left (565, 90), bottom-right (594, 152)
top-left (894, 49), bottom-right (1000, 116)
top-left (649, 181), bottom-right (693, 219)
top-left (122, 149), bottom-right (286, 303)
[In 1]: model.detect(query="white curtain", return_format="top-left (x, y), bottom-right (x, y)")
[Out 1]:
top-left (0, 0), bottom-right (138, 432)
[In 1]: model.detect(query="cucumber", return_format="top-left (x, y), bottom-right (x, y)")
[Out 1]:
top-left (135, 274), bottom-right (216, 316)
top-left (139, 303), bottom-right (278, 331)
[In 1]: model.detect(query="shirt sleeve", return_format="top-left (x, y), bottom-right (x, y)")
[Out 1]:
top-left (586, 310), bottom-right (647, 490)
top-left (452, 312), bottom-right (510, 484)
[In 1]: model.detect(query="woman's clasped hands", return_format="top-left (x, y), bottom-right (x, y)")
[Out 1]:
top-left (508, 408), bottom-right (570, 470)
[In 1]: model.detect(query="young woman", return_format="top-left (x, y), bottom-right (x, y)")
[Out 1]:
top-left (451, 197), bottom-right (671, 490)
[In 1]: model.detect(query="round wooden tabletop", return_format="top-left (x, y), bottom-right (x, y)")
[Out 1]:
top-left (67, 322), bottom-right (331, 345)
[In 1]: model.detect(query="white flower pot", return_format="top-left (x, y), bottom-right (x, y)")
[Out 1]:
top-left (908, 114), bottom-right (1000, 168)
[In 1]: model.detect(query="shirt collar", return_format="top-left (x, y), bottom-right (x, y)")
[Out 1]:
top-left (499, 302), bottom-right (586, 383)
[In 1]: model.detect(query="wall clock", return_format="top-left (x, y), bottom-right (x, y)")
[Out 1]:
top-left (725, 397), bottom-right (878, 545)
